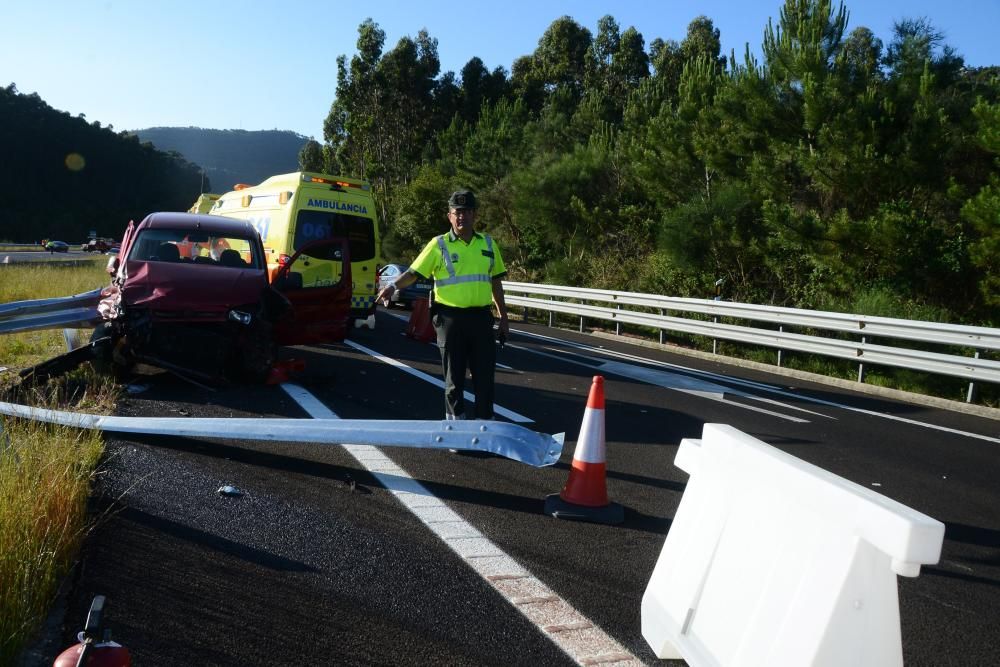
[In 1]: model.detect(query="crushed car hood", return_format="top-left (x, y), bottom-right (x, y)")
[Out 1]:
top-left (121, 260), bottom-right (268, 317)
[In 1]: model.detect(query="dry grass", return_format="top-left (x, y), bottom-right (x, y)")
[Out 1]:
top-left (0, 260), bottom-right (118, 662)
top-left (0, 416), bottom-right (104, 663)
top-left (0, 260), bottom-right (106, 303)
top-left (0, 261), bottom-right (107, 390)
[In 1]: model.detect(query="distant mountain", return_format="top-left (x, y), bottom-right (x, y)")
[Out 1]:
top-left (133, 127), bottom-right (309, 193)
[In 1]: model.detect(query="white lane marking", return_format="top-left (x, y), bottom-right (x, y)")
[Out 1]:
top-left (279, 382), bottom-right (333, 416)
top-left (516, 329), bottom-right (1000, 444)
top-left (734, 393), bottom-right (833, 418)
top-left (279, 382), bottom-right (641, 666)
top-left (385, 310), bottom-right (516, 370)
top-left (342, 339), bottom-right (533, 424)
top-left (515, 341), bottom-right (810, 423)
top-left (598, 358), bottom-right (810, 423)
top-left (381, 309), bottom-right (410, 322)
top-left (826, 405), bottom-right (1000, 444)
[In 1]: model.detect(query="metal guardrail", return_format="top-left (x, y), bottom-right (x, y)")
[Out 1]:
top-left (0, 401), bottom-right (565, 468)
top-left (503, 282), bottom-right (1000, 399)
top-left (2, 283), bottom-right (995, 400)
top-left (0, 288), bottom-right (103, 334)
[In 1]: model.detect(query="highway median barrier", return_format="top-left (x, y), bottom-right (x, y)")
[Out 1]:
top-left (641, 423), bottom-right (945, 666)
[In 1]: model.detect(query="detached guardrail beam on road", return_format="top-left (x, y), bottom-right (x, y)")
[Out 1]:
top-left (0, 401), bottom-right (565, 468)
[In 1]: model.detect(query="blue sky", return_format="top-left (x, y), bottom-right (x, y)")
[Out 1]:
top-left (2, 0), bottom-right (996, 140)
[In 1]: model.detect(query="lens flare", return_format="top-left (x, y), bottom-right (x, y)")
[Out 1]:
top-left (65, 153), bottom-right (86, 171)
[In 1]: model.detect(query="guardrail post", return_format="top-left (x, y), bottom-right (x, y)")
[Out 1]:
top-left (659, 309), bottom-right (664, 345)
top-left (548, 298), bottom-right (553, 328)
top-left (777, 326), bottom-right (783, 367)
top-left (712, 317), bottom-right (718, 355)
top-left (967, 350), bottom-right (980, 403)
top-left (615, 305), bottom-right (621, 336)
top-left (857, 336), bottom-right (866, 383)
top-left (579, 315), bottom-right (584, 333)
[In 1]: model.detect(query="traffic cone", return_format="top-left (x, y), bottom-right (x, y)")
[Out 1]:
top-left (545, 375), bottom-right (624, 524)
top-left (266, 358), bottom-right (305, 385)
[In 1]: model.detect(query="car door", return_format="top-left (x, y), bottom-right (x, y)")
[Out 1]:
top-left (271, 238), bottom-right (352, 346)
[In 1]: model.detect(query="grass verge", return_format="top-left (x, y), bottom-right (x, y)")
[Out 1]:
top-left (0, 259), bottom-right (118, 662)
top-left (0, 259), bottom-right (106, 304)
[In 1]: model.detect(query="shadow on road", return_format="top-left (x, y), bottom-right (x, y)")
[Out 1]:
top-left (123, 433), bottom-right (673, 535)
top-left (108, 505), bottom-right (317, 573)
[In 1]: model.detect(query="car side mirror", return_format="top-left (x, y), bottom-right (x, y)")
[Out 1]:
top-left (106, 256), bottom-right (119, 276)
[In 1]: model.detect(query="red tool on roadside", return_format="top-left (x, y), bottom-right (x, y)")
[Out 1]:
top-left (53, 595), bottom-right (131, 667)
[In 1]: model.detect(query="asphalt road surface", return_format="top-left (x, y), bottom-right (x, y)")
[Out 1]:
top-left (41, 309), bottom-right (1000, 666)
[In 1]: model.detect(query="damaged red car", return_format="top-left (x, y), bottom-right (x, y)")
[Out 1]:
top-left (94, 212), bottom-right (351, 384)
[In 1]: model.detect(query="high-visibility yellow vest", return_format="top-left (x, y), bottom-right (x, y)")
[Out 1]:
top-left (410, 231), bottom-right (506, 308)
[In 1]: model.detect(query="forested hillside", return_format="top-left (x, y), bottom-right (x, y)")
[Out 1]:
top-left (0, 84), bottom-right (203, 242)
top-left (314, 0), bottom-right (999, 324)
top-left (134, 127), bottom-right (306, 192)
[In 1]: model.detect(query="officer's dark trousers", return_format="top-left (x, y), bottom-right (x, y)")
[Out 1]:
top-left (432, 304), bottom-right (496, 419)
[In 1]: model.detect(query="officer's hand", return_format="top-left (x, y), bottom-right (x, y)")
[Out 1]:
top-left (377, 284), bottom-right (395, 305)
top-left (497, 315), bottom-right (509, 337)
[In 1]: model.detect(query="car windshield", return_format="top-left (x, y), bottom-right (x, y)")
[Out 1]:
top-left (127, 229), bottom-right (262, 269)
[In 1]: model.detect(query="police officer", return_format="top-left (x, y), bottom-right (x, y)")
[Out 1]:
top-left (377, 189), bottom-right (509, 420)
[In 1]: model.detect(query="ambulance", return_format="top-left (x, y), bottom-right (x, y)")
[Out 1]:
top-left (210, 172), bottom-right (382, 328)
top-left (187, 193), bottom-right (220, 214)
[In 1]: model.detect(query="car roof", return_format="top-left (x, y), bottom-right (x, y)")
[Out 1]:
top-left (137, 212), bottom-right (257, 237)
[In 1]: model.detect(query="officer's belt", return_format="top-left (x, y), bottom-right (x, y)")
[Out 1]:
top-left (433, 303), bottom-right (492, 314)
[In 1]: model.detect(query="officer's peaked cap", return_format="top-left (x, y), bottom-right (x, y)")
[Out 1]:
top-left (448, 189), bottom-right (477, 210)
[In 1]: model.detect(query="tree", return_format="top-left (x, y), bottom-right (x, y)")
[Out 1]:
top-left (0, 85), bottom-right (203, 241)
top-left (534, 16), bottom-right (593, 103)
top-left (298, 139), bottom-right (324, 172)
top-left (457, 57), bottom-right (508, 124)
top-left (317, 7), bottom-right (999, 322)
top-left (649, 38), bottom-right (684, 100)
top-left (962, 100), bottom-right (1000, 310)
top-left (325, 19), bottom-right (386, 180)
top-left (583, 17), bottom-right (649, 123)
top-left (681, 16), bottom-right (726, 72)
top-left (323, 20), bottom-right (443, 228)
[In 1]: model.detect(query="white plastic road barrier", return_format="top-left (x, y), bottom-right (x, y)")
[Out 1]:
top-left (642, 423), bottom-right (945, 667)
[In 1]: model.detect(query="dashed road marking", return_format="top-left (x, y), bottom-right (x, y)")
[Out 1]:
top-left (280, 382), bottom-right (642, 666)
top-left (342, 339), bottom-right (533, 423)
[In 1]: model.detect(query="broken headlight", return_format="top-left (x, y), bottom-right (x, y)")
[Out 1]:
top-left (228, 309), bottom-right (253, 325)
